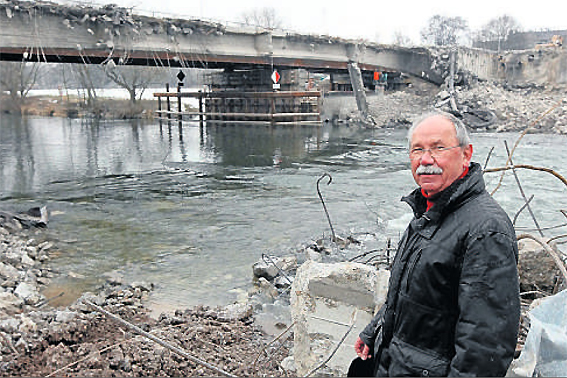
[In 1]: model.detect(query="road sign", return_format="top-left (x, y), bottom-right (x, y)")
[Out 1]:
top-left (271, 70), bottom-right (281, 84)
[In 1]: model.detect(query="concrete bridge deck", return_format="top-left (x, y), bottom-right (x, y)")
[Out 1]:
top-left (0, 0), bottom-right (448, 84)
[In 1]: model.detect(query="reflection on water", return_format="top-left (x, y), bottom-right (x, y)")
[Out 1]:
top-left (1, 114), bottom-right (566, 309)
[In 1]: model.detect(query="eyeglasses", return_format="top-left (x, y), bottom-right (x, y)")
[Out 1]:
top-left (409, 145), bottom-right (462, 160)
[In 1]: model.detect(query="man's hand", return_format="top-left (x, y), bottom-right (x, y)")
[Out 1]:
top-left (354, 337), bottom-right (371, 360)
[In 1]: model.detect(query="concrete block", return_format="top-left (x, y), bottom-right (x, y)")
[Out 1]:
top-left (290, 261), bottom-right (389, 376)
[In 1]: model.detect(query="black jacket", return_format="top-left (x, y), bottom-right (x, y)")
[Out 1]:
top-left (360, 162), bottom-right (520, 377)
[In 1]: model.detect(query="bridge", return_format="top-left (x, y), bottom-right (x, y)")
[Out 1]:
top-left (0, 0), bottom-right (455, 86)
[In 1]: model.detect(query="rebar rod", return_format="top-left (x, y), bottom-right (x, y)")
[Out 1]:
top-left (317, 173), bottom-right (336, 242)
top-left (83, 299), bottom-right (237, 377)
top-left (504, 142), bottom-right (543, 236)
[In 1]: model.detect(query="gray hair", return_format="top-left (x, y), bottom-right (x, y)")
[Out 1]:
top-left (407, 111), bottom-right (471, 148)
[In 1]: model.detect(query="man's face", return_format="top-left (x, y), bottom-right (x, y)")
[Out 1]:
top-left (410, 116), bottom-right (472, 196)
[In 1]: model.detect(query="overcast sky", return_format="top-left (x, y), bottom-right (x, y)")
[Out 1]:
top-left (65, 0), bottom-right (566, 44)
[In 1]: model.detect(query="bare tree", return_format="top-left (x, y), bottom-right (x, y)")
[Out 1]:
top-left (0, 61), bottom-right (41, 111)
top-left (239, 7), bottom-right (283, 29)
top-left (71, 63), bottom-right (99, 108)
top-left (421, 15), bottom-right (469, 46)
top-left (103, 62), bottom-right (160, 104)
top-left (474, 15), bottom-right (522, 52)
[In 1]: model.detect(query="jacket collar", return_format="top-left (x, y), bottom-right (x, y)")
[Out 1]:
top-left (402, 162), bottom-right (485, 236)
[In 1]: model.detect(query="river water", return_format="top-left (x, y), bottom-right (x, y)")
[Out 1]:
top-left (1, 113), bottom-right (566, 311)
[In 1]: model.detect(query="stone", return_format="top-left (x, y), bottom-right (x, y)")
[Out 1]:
top-left (0, 262), bottom-right (20, 281)
top-left (257, 277), bottom-right (279, 300)
top-left (280, 356), bottom-right (296, 373)
top-left (0, 291), bottom-right (23, 311)
top-left (216, 303), bottom-right (253, 321)
top-left (0, 317), bottom-right (20, 333)
top-left (18, 315), bottom-right (37, 333)
top-left (20, 253), bottom-right (35, 268)
top-left (55, 310), bottom-right (77, 323)
top-left (252, 260), bottom-right (279, 280)
top-left (290, 261), bottom-right (389, 376)
top-left (130, 281), bottom-right (153, 292)
top-left (518, 239), bottom-right (561, 292)
top-left (14, 282), bottom-right (44, 306)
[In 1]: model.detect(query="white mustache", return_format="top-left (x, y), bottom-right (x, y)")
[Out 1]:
top-left (416, 165), bottom-right (443, 175)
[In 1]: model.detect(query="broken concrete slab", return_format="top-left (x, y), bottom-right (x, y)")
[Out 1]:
top-left (290, 260), bottom-right (389, 376)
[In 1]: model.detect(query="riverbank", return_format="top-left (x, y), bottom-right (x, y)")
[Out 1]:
top-left (0, 222), bottom-right (293, 377)
top-left (0, 95), bottom-right (157, 119)
top-left (2, 209), bottom-right (565, 376)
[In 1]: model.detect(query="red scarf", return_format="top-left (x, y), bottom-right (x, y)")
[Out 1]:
top-left (421, 166), bottom-right (469, 212)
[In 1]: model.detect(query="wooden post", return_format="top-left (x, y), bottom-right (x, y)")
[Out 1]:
top-left (166, 83), bottom-right (171, 121)
top-left (157, 95), bottom-right (163, 131)
top-left (198, 90), bottom-right (204, 126)
top-left (177, 83), bottom-right (182, 121)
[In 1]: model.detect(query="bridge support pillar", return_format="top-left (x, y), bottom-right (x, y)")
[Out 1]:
top-left (347, 62), bottom-right (369, 121)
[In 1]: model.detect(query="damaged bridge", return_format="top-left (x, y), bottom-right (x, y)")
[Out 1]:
top-left (1, 0), bottom-right (451, 84)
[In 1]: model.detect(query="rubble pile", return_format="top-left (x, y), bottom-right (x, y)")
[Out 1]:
top-left (0, 279), bottom-right (289, 377)
top-left (452, 82), bottom-right (567, 134)
top-left (0, 226), bottom-right (54, 313)
top-left (366, 88), bottom-right (436, 127)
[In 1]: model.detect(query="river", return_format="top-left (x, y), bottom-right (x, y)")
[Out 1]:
top-left (1, 113), bottom-right (566, 312)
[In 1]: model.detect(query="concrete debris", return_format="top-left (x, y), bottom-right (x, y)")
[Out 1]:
top-left (290, 261), bottom-right (389, 376)
top-left (0, 0), bottom-right (226, 41)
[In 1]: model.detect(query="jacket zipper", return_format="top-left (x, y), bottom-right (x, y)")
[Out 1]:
top-left (405, 249), bottom-right (423, 293)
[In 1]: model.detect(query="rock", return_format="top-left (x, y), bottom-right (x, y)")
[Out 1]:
top-left (0, 291), bottom-right (23, 311)
top-left (14, 282), bottom-right (44, 306)
top-left (274, 275), bottom-right (293, 289)
top-left (216, 303), bottom-right (253, 321)
top-left (0, 262), bottom-right (20, 281)
top-left (18, 315), bottom-right (37, 333)
top-left (0, 317), bottom-right (20, 333)
top-left (257, 277), bottom-right (279, 300)
top-left (252, 260), bottom-right (279, 280)
top-left (281, 356), bottom-right (296, 373)
top-left (518, 239), bottom-right (561, 292)
top-left (55, 310), bottom-right (77, 323)
top-left (305, 247), bottom-right (323, 262)
top-left (20, 253), bottom-right (35, 268)
top-left (130, 281), bottom-right (153, 292)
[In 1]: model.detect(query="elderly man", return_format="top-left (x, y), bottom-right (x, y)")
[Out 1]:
top-left (353, 112), bottom-right (520, 377)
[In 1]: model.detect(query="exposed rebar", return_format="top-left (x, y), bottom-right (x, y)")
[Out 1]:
top-left (305, 310), bottom-right (357, 377)
top-left (82, 299), bottom-right (237, 377)
top-left (262, 253), bottom-right (293, 285)
top-left (504, 141), bottom-right (543, 237)
top-left (317, 173), bottom-right (336, 243)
